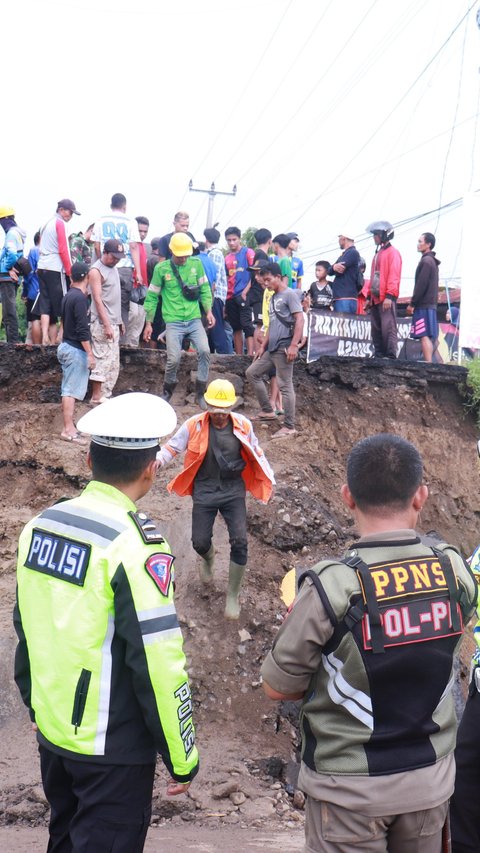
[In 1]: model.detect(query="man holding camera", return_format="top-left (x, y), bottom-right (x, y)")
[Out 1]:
top-left (158, 379), bottom-right (274, 619)
top-left (143, 233), bottom-right (214, 407)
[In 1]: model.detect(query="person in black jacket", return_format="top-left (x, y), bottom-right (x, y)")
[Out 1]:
top-left (406, 233), bottom-right (440, 362)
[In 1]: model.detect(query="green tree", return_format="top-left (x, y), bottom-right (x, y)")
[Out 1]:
top-left (241, 227), bottom-right (258, 249)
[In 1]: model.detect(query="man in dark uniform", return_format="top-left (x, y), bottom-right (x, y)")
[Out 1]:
top-left (261, 433), bottom-right (476, 853)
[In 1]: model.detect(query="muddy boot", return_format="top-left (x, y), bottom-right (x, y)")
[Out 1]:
top-left (225, 561), bottom-right (246, 620)
top-left (198, 545), bottom-right (215, 584)
top-left (195, 379), bottom-right (208, 410)
top-left (161, 381), bottom-right (176, 402)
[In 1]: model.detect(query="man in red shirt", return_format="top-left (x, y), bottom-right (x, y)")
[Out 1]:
top-left (364, 221), bottom-right (402, 359)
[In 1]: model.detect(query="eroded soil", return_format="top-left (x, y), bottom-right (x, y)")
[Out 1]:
top-left (0, 347), bottom-right (477, 850)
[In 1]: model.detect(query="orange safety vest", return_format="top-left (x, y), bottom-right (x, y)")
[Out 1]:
top-left (166, 413), bottom-right (273, 503)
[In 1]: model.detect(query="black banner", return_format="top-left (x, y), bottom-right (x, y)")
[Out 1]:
top-left (306, 309), bottom-right (422, 362)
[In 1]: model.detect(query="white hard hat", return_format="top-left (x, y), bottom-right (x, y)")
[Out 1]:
top-left (76, 393), bottom-right (177, 449)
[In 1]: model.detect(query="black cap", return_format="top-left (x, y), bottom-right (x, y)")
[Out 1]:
top-left (286, 231), bottom-right (299, 241)
top-left (204, 227), bottom-right (220, 244)
top-left (71, 261), bottom-right (90, 281)
top-left (57, 198), bottom-right (81, 215)
top-left (248, 258), bottom-right (269, 272)
top-left (103, 239), bottom-right (125, 259)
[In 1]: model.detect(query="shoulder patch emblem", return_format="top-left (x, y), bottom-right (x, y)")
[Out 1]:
top-left (145, 553), bottom-right (174, 596)
top-left (129, 511), bottom-right (166, 545)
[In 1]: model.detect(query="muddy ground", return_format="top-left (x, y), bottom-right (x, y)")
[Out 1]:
top-left (0, 346), bottom-right (478, 852)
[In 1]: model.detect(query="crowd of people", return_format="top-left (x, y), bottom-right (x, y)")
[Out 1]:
top-left (0, 196), bottom-right (444, 444)
top-left (2, 196), bottom-right (479, 853)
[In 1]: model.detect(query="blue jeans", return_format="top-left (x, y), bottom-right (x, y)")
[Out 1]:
top-left (165, 318), bottom-right (210, 384)
top-left (208, 297), bottom-right (232, 354)
top-left (57, 342), bottom-right (89, 400)
top-left (333, 298), bottom-right (357, 314)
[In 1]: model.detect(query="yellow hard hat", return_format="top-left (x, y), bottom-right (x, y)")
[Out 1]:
top-left (169, 233), bottom-right (193, 256)
top-left (0, 206), bottom-right (15, 218)
top-left (204, 379), bottom-right (237, 409)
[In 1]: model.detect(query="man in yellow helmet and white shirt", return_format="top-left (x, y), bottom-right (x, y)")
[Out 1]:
top-left (158, 379), bottom-right (275, 619)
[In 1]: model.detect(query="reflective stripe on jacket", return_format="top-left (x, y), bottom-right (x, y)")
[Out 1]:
top-left (14, 480), bottom-right (199, 781)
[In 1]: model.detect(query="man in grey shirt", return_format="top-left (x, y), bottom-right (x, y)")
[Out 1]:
top-left (246, 262), bottom-right (304, 438)
top-left (89, 239), bottom-right (124, 403)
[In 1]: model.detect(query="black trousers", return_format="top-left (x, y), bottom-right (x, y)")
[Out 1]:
top-left (192, 489), bottom-right (248, 565)
top-left (450, 683), bottom-right (480, 853)
top-left (370, 300), bottom-right (398, 358)
top-left (40, 747), bottom-right (155, 853)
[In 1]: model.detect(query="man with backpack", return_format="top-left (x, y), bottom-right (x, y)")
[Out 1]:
top-left (246, 262), bottom-right (304, 438)
top-left (143, 233), bottom-right (215, 407)
top-left (261, 433), bottom-right (477, 852)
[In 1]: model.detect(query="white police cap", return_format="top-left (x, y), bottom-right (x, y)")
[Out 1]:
top-left (76, 393), bottom-right (177, 449)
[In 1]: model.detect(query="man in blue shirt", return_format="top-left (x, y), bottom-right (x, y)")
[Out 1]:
top-left (329, 231), bottom-right (360, 314)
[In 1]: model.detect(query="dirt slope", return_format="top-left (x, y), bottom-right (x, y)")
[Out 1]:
top-left (0, 346), bottom-right (477, 849)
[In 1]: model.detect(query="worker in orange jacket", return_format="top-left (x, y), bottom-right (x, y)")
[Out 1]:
top-left (158, 379), bottom-right (275, 618)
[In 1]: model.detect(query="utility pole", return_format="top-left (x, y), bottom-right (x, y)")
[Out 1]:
top-left (188, 180), bottom-right (237, 229)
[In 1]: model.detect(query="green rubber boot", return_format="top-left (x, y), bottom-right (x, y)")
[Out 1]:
top-left (199, 545), bottom-right (215, 584)
top-left (225, 561), bottom-right (246, 620)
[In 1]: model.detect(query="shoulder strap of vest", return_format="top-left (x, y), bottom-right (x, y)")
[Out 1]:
top-left (430, 546), bottom-right (464, 631)
top-left (342, 554), bottom-right (385, 654)
top-left (298, 568), bottom-right (338, 627)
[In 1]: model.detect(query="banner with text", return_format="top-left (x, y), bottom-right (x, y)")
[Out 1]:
top-left (306, 309), bottom-right (422, 362)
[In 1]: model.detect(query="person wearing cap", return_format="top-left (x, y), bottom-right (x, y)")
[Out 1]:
top-left (328, 232), bottom-right (361, 314)
top-left (13, 392), bottom-right (198, 852)
top-left (364, 221), bottom-right (402, 359)
top-left (260, 433), bottom-right (476, 853)
top-left (204, 227), bottom-right (231, 354)
top-left (37, 198), bottom-right (80, 346)
top-left (93, 194), bottom-right (144, 342)
top-left (246, 262), bottom-right (304, 438)
top-left (57, 261), bottom-right (95, 442)
top-left (0, 206), bottom-right (27, 342)
top-left (158, 379), bottom-right (274, 619)
top-left (88, 239), bottom-right (125, 404)
top-left (287, 232), bottom-right (304, 290)
top-left (143, 233), bottom-right (215, 407)
top-left (157, 211), bottom-right (196, 262)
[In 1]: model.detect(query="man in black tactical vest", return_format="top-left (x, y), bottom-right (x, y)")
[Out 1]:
top-left (261, 433), bottom-right (476, 853)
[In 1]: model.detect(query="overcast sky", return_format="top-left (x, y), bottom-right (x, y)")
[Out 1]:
top-left (4, 0), bottom-right (480, 292)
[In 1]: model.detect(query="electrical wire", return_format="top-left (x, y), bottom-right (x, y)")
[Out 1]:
top-left (189, 0), bottom-right (295, 182)
top-left (435, 5), bottom-right (469, 229)
top-left (289, 1), bottom-right (479, 229)
top-left (226, 0), bottom-right (429, 224)
top-left (251, 110), bottom-right (480, 228)
top-left (213, 0), bottom-right (336, 183)
top-left (234, 0), bottom-right (380, 188)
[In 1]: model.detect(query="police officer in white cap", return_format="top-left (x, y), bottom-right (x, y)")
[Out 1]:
top-left (14, 393), bottom-right (199, 853)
